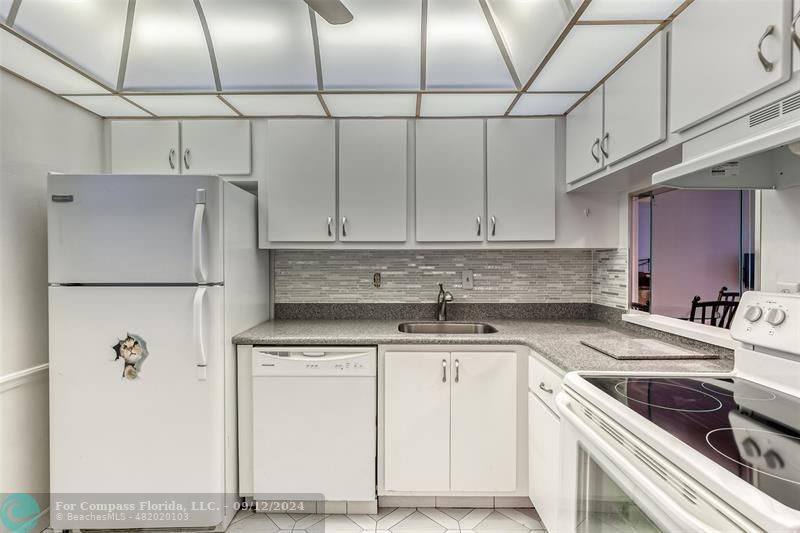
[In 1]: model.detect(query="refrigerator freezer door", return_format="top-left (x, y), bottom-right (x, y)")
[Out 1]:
top-left (49, 286), bottom-right (225, 529)
top-left (48, 174), bottom-right (223, 284)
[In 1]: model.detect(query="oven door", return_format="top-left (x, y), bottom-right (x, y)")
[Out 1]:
top-left (556, 391), bottom-right (755, 533)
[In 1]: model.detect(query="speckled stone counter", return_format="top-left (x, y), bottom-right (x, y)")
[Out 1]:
top-left (234, 319), bottom-right (734, 374)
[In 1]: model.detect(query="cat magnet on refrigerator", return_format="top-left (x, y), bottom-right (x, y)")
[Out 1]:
top-left (112, 333), bottom-right (149, 380)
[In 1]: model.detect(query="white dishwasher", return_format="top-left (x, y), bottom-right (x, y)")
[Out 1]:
top-left (251, 347), bottom-right (377, 503)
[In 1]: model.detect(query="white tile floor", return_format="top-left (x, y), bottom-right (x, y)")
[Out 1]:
top-left (227, 507), bottom-right (547, 533)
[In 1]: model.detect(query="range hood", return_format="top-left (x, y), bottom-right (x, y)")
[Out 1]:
top-left (653, 95), bottom-right (800, 190)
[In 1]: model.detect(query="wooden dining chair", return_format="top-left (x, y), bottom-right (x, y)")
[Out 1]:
top-left (689, 296), bottom-right (740, 329)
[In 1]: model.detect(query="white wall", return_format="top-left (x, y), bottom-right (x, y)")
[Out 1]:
top-left (0, 70), bottom-right (103, 514)
top-left (761, 187), bottom-right (800, 292)
top-left (650, 190), bottom-right (742, 318)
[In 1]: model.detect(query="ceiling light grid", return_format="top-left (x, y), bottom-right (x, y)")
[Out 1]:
top-left (0, 0), bottom-right (693, 118)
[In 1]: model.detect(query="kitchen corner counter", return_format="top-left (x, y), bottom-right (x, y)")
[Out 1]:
top-left (233, 319), bottom-right (734, 374)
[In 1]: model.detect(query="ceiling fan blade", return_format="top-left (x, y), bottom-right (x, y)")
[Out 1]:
top-left (304, 0), bottom-right (353, 25)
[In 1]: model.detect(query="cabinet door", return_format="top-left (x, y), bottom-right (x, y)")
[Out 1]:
top-left (384, 352), bottom-right (451, 491)
top-left (487, 119), bottom-right (555, 241)
top-left (181, 120), bottom-right (251, 175)
top-left (339, 120), bottom-right (407, 242)
top-left (265, 120), bottom-right (335, 242)
top-left (794, 0), bottom-right (800, 73)
top-left (111, 120), bottom-right (179, 174)
top-left (528, 393), bottom-right (560, 533)
top-left (450, 352), bottom-right (517, 492)
top-left (565, 89), bottom-right (603, 183)
top-left (415, 120), bottom-right (484, 242)
top-left (604, 32), bottom-right (666, 166)
top-left (671, 0), bottom-right (791, 132)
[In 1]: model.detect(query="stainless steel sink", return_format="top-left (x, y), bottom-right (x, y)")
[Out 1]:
top-left (398, 322), bottom-right (498, 334)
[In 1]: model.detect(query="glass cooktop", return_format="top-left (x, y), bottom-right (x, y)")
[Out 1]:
top-left (585, 376), bottom-right (800, 512)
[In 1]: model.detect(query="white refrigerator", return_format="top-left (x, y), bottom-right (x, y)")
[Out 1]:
top-left (47, 174), bottom-right (269, 531)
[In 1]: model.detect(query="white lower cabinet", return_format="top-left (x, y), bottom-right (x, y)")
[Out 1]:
top-left (383, 350), bottom-right (517, 492)
top-left (528, 393), bottom-right (560, 533)
top-left (450, 352), bottom-right (517, 491)
top-left (384, 352), bottom-right (451, 491)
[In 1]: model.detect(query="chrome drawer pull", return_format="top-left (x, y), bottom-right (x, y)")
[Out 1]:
top-left (539, 382), bottom-right (554, 394)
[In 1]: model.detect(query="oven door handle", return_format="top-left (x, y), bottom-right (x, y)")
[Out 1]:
top-left (556, 393), bottom-right (725, 533)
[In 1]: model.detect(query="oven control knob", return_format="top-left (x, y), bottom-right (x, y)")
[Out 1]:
top-left (743, 305), bottom-right (763, 322)
top-left (765, 308), bottom-right (787, 327)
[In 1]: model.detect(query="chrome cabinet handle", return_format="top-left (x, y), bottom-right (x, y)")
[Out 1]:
top-left (539, 382), bottom-right (554, 394)
top-left (455, 359), bottom-right (460, 383)
top-left (183, 148), bottom-right (192, 169)
top-left (342, 216), bottom-right (347, 237)
top-left (600, 132), bottom-right (610, 158)
top-left (491, 215), bottom-right (496, 237)
top-left (591, 138), bottom-right (601, 163)
top-left (327, 216), bottom-right (333, 237)
top-left (168, 149), bottom-right (176, 170)
top-left (476, 216), bottom-right (482, 236)
top-left (757, 24), bottom-right (776, 72)
top-left (793, 10), bottom-right (800, 50)
top-left (442, 359), bottom-right (447, 383)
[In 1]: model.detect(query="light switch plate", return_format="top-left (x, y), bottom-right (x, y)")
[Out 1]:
top-left (462, 270), bottom-right (474, 290)
top-left (777, 281), bottom-right (800, 294)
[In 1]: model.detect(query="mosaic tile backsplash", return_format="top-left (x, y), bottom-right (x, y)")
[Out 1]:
top-left (274, 249), bottom-right (629, 308)
top-left (592, 248), bottom-right (629, 310)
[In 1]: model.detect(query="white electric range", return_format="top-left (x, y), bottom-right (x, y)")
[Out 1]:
top-left (557, 291), bottom-right (800, 533)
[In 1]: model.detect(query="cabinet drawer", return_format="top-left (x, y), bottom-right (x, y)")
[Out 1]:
top-left (529, 355), bottom-right (562, 414)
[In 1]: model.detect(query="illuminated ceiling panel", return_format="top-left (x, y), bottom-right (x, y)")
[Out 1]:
top-left (0, 29), bottom-right (109, 94)
top-left (317, 0), bottom-right (421, 90)
top-left (581, 0), bottom-right (684, 21)
top-left (222, 94), bottom-right (325, 116)
top-left (64, 95), bottom-right (151, 117)
top-left (487, 0), bottom-right (570, 84)
top-left (13, 0), bottom-right (128, 87)
top-left (124, 0), bottom-right (215, 91)
top-left (201, 0), bottom-right (318, 90)
top-left (426, 0), bottom-right (514, 89)
top-left (530, 24), bottom-right (657, 91)
top-left (421, 93), bottom-right (514, 116)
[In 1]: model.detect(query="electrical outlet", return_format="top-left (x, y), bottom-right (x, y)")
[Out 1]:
top-left (462, 270), bottom-right (474, 290)
top-left (373, 272), bottom-right (381, 288)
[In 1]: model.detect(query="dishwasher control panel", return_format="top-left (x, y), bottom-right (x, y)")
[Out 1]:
top-left (252, 346), bottom-right (377, 377)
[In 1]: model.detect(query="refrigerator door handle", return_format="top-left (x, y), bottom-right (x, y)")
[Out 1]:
top-left (192, 191), bottom-right (207, 283)
top-left (193, 287), bottom-right (208, 381)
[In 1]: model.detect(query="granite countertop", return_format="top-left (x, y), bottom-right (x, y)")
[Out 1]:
top-left (233, 319), bottom-right (734, 374)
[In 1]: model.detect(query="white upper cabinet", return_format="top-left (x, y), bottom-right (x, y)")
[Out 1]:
top-left (264, 120), bottom-right (336, 242)
top-left (566, 89), bottom-right (604, 183)
top-left (339, 120), bottom-right (408, 242)
top-left (670, 0), bottom-right (791, 132)
top-left (603, 33), bottom-right (667, 166)
top-left (487, 119), bottom-right (555, 241)
top-left (450, 352), bottom-right (517, 492)
top-left (415, 120), bottom-right (485, 242)
top-left (181, 120), bottom-right (251, 175)
top-left (110, 120), bottom-right (251, 175)
top-left (793, 0), bottom-right (800, 72)
top-left (111, 120), bottom-right (180, 174)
